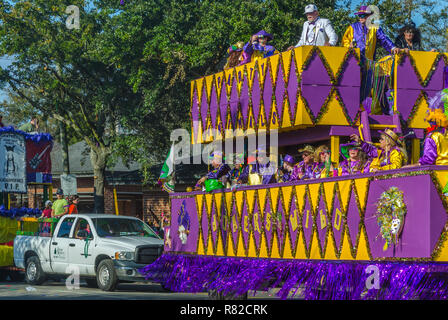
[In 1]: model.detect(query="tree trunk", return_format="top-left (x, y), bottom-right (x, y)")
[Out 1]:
top-left (90, 146), bottom-right (108, 213)
top-left (59, 121), bottom-right (70, 175)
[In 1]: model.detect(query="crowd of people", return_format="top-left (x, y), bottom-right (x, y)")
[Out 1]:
top-left (224, 4), bottom-right (435, 70)
top-left (194, 89), bottom-right (448, 191)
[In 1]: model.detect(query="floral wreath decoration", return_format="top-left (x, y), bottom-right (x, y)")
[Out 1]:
top-left (375, 186), bottom-right (407, 251)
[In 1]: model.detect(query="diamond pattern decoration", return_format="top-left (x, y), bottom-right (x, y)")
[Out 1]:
top-left (191, 49), bottom-right (446, 143)
top-left (346, 189), bottom-right (361, 251)
top-left (176, 169), bottom-right (448, 262)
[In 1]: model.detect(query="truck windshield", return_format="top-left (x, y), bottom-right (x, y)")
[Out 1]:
top-left (91, 218), bottom-right (161, 239)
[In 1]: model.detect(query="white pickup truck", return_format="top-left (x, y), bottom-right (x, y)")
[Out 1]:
top-left (13, 214), bottom-right (164, 291)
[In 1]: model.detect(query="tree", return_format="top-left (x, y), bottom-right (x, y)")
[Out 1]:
top-left (0, 0), bottom-right (142, 212)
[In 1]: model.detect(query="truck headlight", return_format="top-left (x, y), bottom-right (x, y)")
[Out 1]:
top-left (114, 251), bottom-right (135, 261)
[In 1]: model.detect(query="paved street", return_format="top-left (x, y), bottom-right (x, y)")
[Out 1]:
top-left (0, 279), bottom-right (279, 300)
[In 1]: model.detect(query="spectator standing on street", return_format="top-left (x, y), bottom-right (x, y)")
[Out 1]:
top-left (68, 195), bottom-right (79, 214)
top-left (51, 189), bottom-right (68, 217)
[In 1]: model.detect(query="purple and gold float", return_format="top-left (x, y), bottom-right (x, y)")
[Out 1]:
top-left (141, 47), bottom-right (448, 300)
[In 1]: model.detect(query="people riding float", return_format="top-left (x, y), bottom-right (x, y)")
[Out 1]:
top-left (405, 90), bottom-right (448, 167)
top-left (224, 41), bottom-right (245, 69)
top-left (342, 5), bottom-right (400, 61)
top-left (194, 151), bottom-right (230, 191)
top-left (276, 154), bottom-right (295, 183)
top-left (342, 5), bottom-right (400, 116)
top-left (338, 142), bottom-right (371, 176)
top-left (247, 146), bottom-right (277, 185)
top-left (226, 152), bottom-right (249, 188)
top-left (288, 3), bottom-right (338, 50)
top-left (313, 145), bottom-right (336, 178)
top-left (292, 145), bottom-right (318, 180)
top-left (241, 30), bottom-right (278, 65)
top-left (394, 22), bottom-right (436, 53)
top-left (350, 129), bottom-right (407, 172)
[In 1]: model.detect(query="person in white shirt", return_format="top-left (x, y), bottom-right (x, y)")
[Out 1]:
top-left (288, 4), bottom-right (338, 50)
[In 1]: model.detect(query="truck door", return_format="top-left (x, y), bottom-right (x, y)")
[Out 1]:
top-left (50, 216), bottom-right (76, 273)
top-left (69, 217), bottom-right (97, 275)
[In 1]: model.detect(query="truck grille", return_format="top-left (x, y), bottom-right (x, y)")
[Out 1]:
top-left (135, 245), bottom-right (163, 264)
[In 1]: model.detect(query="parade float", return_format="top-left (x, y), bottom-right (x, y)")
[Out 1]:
top-left (140, 46), bottom-right (448, 299)
top-left (0, 127), bottom-right (53, 281)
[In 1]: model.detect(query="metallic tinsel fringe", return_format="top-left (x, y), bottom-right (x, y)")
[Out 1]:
top-left (139, 254), bottom-right (448, 300)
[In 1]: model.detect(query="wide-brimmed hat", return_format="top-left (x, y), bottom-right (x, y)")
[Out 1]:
top-left (355, 5), bottom-right (373, 16)
top-left (283, 154), bottom-right (295, 164)
top-left (380, 128), bottom-right (403, 146)
top-left (298, 145), bottom-right (315, 155)
top-left (254, 30), bottom-right (273, 41)
top-left (340, 142), bottom-right (361, 160)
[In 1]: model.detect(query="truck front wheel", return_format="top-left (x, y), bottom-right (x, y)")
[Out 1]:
top-left (25, 256), bottom-right (46, 285)
top-left (96, 259), bottom-right (118, 292)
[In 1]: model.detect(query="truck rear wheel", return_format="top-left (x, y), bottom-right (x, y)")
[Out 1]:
top-left (25, 256), bottom-right (46, 285)
top-left (96, 259), bottom-right (118, 292)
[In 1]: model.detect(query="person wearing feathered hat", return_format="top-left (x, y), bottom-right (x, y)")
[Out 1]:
top-left (226, 152), bottom-right (249, 188)
top-left (350, 128), bottom-right (407, 172)
top-left (342, 5), bottom-right (400, 61)
top-left (276, 154), bottom-right (296, 182)
top-left (405, 90), bottom-right (448, 167)
top-left (224, 41), bottom-right (245, 69)
top-left (338, 142), bottom-right (370, 176)
top-left (241, 30), bottom-right (278, 65)
top-left (292, 145), bottom-right (318, 180)
top-left (194, 151), bottom-right (230, 191)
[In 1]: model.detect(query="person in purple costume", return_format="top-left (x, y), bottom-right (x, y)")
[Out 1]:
top-left (276, 154), bottom-right (295, 183)
top-left (194, 151), bottom-right (230, 190)
top-left (338, 142), bottom-right (370, 176)
top-left (226, 152), bottom-right (249, 188)
top-left (240, 30), bottom-right (278, 65)
top-left (292, 145), bottom-right (318, 180)
top-left (247, 146), bottom-right (277, 185)
top-left (342, 5), bottom-right (400, 61)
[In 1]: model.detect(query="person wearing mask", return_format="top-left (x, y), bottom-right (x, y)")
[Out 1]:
top-left (288, 4), bottom-right (338, 50)
top-left (405, 90), bottom-right (448, 167)
top-left (394, 22), bottom-right (436, 53)
top-left (276, 154), bottom-right (296, 183)
top-left (350, 129), bottom-right (407, 172)
top-left (292, 145), bottom-right (318, 180)
top-left (313, 145), bottom-right (336, 178)
top-left (338, 142), bottom-right (370, 176)
top-left (51, 189), bottom-right (68, 218)
top-left (224, 41), bottom-right (245, 69)
top-left (241, 30), bottom-right (278, 65)
top-left (194, 151), bottom-right (230, 191)
top-left (342, 5), bottom-right (400, 61)
top-left (247, 146), bottom-right (277, 185)
top-left (226, 152), bottom-right (249, 188)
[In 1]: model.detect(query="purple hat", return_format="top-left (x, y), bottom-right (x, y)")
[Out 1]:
top-left (283, 154), bottom-right (295, 164)
top-left (254, 30), bottom-right (273, 41)
top-left (355, 5), bottom-right (372, 16)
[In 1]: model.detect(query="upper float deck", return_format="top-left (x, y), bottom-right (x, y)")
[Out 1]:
top-left (190, 46), bottom-right (448, 145)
